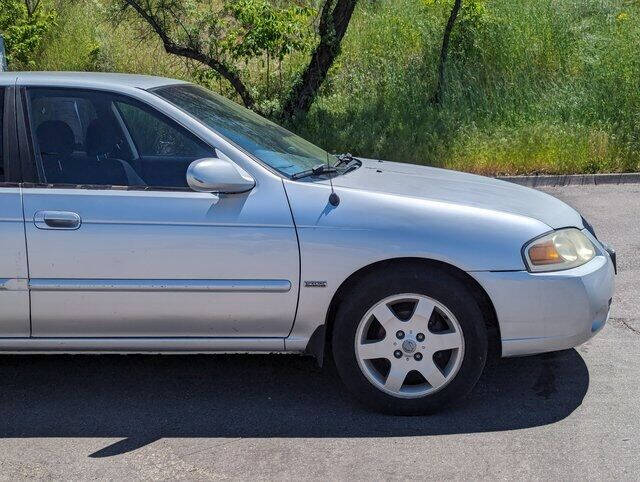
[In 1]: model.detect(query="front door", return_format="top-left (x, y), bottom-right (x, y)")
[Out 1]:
top-left (19, 86), bottom-right (299, 338)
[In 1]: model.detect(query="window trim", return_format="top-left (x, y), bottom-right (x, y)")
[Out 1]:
top-left (1, 85), bottom-right (22, 185)
top-left (17, 86), bottom-right (218, 192)
top-left (111, 102), bottom-right (140, 160)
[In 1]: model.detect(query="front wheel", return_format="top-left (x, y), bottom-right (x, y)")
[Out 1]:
top-left (331, 266), bottom-right (488, 415)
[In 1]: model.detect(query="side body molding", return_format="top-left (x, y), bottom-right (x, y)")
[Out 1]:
top-left (29, 279), bottom-right (292, 292)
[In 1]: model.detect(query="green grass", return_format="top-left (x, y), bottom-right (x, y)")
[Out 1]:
top-left (28, 0), bottom-right (640, 175)
top-left (298, 0), bottom-right (640, 174)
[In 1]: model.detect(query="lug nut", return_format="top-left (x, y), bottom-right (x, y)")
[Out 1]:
top-left (414, 352), bottom-right (423, 361)
top-left (416, 333), bottom-right (425, 342)
top-left (394, 350), bottom-right (403, 359)
top-left (396, 330), bottom-right (405, 340)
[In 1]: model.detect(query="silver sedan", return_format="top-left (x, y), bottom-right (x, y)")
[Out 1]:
top-left (0, 72), bottom-right (615, 414)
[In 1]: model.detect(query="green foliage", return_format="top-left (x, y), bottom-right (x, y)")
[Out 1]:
top-left (36, 0), bottom-right (101, 71)
top-left (18, 0), bottom-right (640, 174)
top-left (298, 0), bottom-right (640, 175)
top-left (448, 0), bottom-right (489, 59)
top-left (0, 0), bottom-right (57, 67)
top-left (106, 0), bottom-right (316, 111)
top-left (224, 0), bottom-right (315, 61)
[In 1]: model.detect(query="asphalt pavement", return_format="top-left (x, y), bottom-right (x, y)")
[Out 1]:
top-left (0, 184), bottom-right (638, 480)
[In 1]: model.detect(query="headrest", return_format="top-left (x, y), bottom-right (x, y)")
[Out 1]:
top-left (85, 118), bottom-right (120, 157)
top-left (36, 120), bottom-right (75, 159)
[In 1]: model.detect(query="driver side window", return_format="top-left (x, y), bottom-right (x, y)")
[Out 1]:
top-left (26, 88), bottom-right (215, 189)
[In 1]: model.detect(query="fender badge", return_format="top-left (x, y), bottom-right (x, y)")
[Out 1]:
top-left (304, 281), bottom-right (327, 288)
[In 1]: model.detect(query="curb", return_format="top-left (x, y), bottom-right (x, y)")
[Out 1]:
top-left (496, 172), bottom-right (640, 187)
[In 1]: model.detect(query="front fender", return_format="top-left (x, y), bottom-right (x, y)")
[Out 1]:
top-left (283, 179), bottom-right (550, 349)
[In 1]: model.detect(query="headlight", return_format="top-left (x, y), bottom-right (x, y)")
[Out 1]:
top-left (523, 228), bottom-right (596, 272)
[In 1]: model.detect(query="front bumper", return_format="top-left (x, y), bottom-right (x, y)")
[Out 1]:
top-left (472, 250), bottom-right (615, 357)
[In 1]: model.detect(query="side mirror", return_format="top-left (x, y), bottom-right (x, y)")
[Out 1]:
top-left (186, 158), bottom-right (255, 194)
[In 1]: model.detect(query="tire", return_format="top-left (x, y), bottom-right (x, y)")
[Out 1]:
top-left (331, 264), bottom-right (488, 415)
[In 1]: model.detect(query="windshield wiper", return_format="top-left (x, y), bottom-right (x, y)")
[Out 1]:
top-left (291, 163), bottom-right (338, 180)
top-left (334, 152), bottom-right (357, 167)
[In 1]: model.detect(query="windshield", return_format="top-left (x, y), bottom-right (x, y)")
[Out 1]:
top-left (154, 84), bottom-right (336, 177)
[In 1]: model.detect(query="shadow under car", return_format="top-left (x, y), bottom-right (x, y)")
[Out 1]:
top-left (0, 348), bottom-right (589, 457)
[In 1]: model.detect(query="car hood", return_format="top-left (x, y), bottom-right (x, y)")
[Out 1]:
top-left (332, 159), bottom-right (582, 229)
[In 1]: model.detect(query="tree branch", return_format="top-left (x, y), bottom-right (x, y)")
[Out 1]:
top-left (121, 0), bottom-right (256, 109)
top-left (431, 0), bottom-right (462, 105)
top-left (280, 0), bottom-right (358, 122)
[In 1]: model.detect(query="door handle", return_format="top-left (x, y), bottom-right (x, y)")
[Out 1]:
top-left (34, 211), bottom-right (82, 230)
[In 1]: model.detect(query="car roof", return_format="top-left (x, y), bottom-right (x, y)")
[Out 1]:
top-left (0, 71), bottom-right (188, 90)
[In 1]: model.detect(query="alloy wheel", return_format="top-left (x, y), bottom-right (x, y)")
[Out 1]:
top-left (354, 293), bottom-right (465, 398)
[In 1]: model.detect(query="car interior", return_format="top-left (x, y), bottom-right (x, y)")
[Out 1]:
top-left (28, 90), bottom-right (214, 188)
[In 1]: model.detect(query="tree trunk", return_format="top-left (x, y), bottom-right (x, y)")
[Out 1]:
top-left (280, 0), bottom-right (358, 122)
top-left (266, 53), bottom-right (270, 98)
top-left (431, 0), bottom-right (462, 105)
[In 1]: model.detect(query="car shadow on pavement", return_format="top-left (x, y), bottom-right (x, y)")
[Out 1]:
top-left (0, 348), bottom-right (588, 458)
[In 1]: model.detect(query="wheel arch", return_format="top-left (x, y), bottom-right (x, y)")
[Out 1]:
top-left (307, 257), bottom-right (502, 366)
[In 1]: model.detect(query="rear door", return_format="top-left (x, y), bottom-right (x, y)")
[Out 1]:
top-left (18, 86), bottom-right (299, 339)
top-left (0, 81), bottom-right (30, 336)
